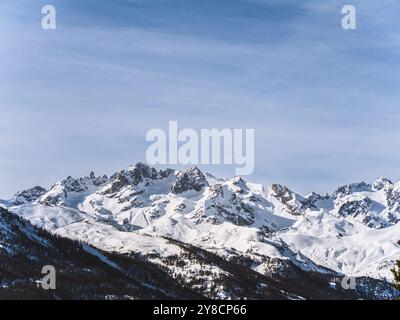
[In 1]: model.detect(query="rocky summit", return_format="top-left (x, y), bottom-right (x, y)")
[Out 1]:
top-left (1, 163), bottom-right (400, 300)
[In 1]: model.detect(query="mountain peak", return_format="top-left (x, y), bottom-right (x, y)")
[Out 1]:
top-left (230, 176), bottom-right (246, 185)
top-left (372, 175), bottom-right (393, 191)
top-left (269, 184), bottom-right (314, 216)
top-left (3, 162), bottom-right (400, 299)
top-left (104, 163), bottom-right (158, 194)
top-left (126, 162), bottom-right (155, 175)
top-left (332, 182), bottom-right (371, 198)
top-left (39, 173), bottom-right (108, 206)
top-left (11, 186), bottom-right (47, 206)
top-left (171, 166), bottom-right (209, 194)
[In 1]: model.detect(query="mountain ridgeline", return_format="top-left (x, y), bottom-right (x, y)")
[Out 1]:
top-left (1, 163), bottom-right (399, 299)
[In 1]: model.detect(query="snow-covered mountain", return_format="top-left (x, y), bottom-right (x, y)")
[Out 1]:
top-left (0, 207), bottom-right (201, 299)
top-left (10, 186), bottom-right (47, 206)
top-left (38, 172), bottom-right (108, 207)
top-left (2, 163), bottom-right (400, 299)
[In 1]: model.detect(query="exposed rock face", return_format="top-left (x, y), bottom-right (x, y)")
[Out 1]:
top-left (331, 178), bottom-right (400, 228)
top-left (11, 186), bottom-right (47, 205)
top-left (338, 197), bottom-right (372, 218)
top-left (199, 183), bottom-right (255, 226)
top-left (171, 167), bottom-right (209, 194)
top-left (39, 173), bottom-right (108, 206)
top-left (372, 176), bottom-right (393, 191)
top-left (306, 192), bottom-right (330, 206)
top-left (333, 182), bottom-right (372, 199)
top-left (336, 197), bottom-right (387, 228)
top-left (384, 183), bottom-right (400, 225)
top-left (102, 163), bottom-right (157, 195)
top-left (270, 184), bottom-right (315, 216)
top-left (3, 163), bottom-right (400, 300)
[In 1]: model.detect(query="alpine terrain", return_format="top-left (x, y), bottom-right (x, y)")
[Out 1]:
top-left (1, 163), bottom-right (399, 299)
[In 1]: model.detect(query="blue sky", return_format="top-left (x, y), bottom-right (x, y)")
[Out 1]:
top-left (1, 0), bottom-right (400, 197)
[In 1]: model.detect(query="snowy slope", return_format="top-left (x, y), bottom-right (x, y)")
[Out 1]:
top-left (11, 186), bottom-right (47, 206)
top-left (3, 163), bottom-right (400, 298)
top-left (0, 207), bottom-right (203, 299)
top-left (38, 172), bottom-right (108, 207)
top-left (5, 205), bottom-right (364, 299)
top-left (278, 212), bottom-right (400, 281)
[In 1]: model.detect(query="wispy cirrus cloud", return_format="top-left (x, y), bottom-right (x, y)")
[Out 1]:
top-left (0, 0), bottom-right (399, 197)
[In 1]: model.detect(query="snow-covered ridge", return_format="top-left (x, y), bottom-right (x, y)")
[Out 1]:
top-left (3, 163), bottom-right (400, 291)
top-left (39, 172), bottom-right (108, 207)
